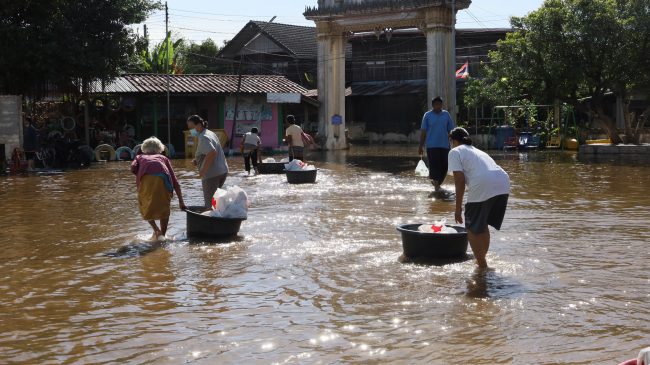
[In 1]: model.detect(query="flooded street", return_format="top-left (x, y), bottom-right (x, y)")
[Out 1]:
top-left (1, 145), bottom-right (649, 364)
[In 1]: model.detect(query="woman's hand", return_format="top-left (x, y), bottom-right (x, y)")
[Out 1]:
top-left (455, 207), bottom-right (464, 224)
top-left (179, 201), bottom-right (187, 211)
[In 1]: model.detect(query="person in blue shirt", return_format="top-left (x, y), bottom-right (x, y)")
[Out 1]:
top-left (418, 97), bottom-right (456, 192)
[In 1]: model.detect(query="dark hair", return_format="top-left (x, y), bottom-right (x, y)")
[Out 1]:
top-left (432, 97), bottom-right (443, 104)
top-left (449, 127), bottom-right (473, 146)
top-left (187, 115), bottom-right (208, 128)
top-left (250, 127), bottom-right (259, 134)
top-left (286, 115), bottom-right (296, 124)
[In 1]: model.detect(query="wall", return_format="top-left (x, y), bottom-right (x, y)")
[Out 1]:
top-left (0, 95), bottom-right (23, 158)
top-left (223, 95), bottom-right (280, 149)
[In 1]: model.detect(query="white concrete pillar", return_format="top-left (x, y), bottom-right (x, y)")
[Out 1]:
top-left (424, 7), bottom-right (456, 118)
top-left (316, 23), bottom-right (347, 150)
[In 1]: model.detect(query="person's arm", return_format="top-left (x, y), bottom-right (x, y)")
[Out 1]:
top-left (448, 112), bottom-right (456, 132)
top-left (285, 134), bottom-right (293, 147)
top-left (418, 114), bottom-right (427, 156)
top-left (165, 158), bottom-right (185, 210)
top-left (130, 156), bottom-right (139, 174)
top-left (199, 150), bottom-right (217, 177)
top-left (453, 171), bottom-right (466, 224)
top-left (174, 182), bottom-right (185, 211)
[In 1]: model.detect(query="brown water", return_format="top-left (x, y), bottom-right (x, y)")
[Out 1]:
top-left (1, 146), bottom-right (649, 365)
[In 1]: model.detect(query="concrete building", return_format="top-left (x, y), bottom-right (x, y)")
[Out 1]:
top-left (305, 0), bottom-right (471, 149)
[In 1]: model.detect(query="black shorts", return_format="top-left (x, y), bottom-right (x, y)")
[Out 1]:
top-left (426, 148), bottom-right (449, 183)
top-left (464, 194), bottom-right (509, 234)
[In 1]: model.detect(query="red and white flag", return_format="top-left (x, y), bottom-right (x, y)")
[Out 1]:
top-left (456, 61), bottom-right (469, 79)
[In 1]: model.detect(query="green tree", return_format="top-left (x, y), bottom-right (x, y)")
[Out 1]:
top-left (134, 32), bottom-right (185, 74)
top-left (0, 0), bottom-right (161, 96)
top-left (464, 0), bottom-right (650, 144)
top-left (178, 39), bottom-right (226, 74)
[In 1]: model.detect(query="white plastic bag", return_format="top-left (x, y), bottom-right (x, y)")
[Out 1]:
top-left (280, 157), bottom-right (290, 163)
top-left (262, 157), bottom-right (276, 163)
top-left (415, 159), bottom-right (429, 177)
top-left (285, 159), bottom-right (316, 171)
top-left (418, 218), bottom-right (456, 234)
top-left (202, 186), bottom-right (249, 219)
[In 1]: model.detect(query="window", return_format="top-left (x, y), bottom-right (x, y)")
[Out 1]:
top-left (272, 62), bottom-right (289, 75)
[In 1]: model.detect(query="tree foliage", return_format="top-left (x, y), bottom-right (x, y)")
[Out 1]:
top-left (464, 0), bottom-right (650, 143)
top-left (128, 36), bottom-right (227, 75)
top-left (180, 39), bottom-right (227, 74)
top-left (0, 0), bottom-right (161, 96)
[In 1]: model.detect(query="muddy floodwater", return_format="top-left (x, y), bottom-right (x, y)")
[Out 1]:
top-left (1, 146), bottom-right (649, 364)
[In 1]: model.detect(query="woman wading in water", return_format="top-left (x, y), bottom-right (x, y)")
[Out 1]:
top-left (186, 115), bottom-right (229, 209)
top-left (131, 137), bottom-right (186, 241)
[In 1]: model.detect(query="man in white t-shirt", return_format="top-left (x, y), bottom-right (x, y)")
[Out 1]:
top-left (448, 127), bottom-right (510, 269)
top-left (240, 127), bottom-right (261, 175)
top-left (284, 115), bottom-right (305, 161)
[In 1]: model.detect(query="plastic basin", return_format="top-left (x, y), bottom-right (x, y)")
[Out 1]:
top-left (186, 206), bottom-right (245, 238)
top-left (396, 224), bottom-right (468, 258)
top-left (258, 162), bottom-right (286, 174)
top-left (285, 169), bottom-right (318, 184)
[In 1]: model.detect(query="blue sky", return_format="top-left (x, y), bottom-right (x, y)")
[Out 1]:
top-left (140, 0), bottom-right (545, 45)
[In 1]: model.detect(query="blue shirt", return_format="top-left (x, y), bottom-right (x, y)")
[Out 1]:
top-left (421, 110), bottom-right (455, 149)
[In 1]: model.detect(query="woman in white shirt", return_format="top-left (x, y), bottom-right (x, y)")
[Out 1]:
top-left (448, 127), bottom-right (510, 269)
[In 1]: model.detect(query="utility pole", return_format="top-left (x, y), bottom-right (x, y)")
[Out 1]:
top-left (165, 1), bottom-right (172, 152)
top-left (228, 16), bottom-right (276, 151)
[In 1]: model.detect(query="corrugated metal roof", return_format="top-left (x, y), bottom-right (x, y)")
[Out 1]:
top-left (91, 74), bottom-right (309, 95)
top-left (305, 87), bottom-right (352, 98)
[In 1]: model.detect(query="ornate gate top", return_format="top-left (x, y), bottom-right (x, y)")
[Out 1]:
top-left (305, 0), bottom-right (471, 18)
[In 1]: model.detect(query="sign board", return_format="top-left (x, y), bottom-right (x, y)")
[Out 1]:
top-left (331, 114), bottom-right (343, 125)
top-left (235, 120), bottom-right (262, 136)
top-left (0, 95), bottom-right (23, 159)
top-left (225, 96), bottom-right (273, 122)
top-left (267, 93), bottom-right (301, 104)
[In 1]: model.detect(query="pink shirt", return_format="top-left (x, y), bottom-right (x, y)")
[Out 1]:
top-left (130, 154), bottom-right (179, 191)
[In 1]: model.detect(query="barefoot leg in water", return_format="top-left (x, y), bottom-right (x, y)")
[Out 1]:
top-left (468, 227), bottom-right (490, 268)
top-left (147, 220), bottom-right (162, 241)
top-left (160, 218), bottom-right (169, 238)
top-left (431, 179), bottom-right (441, 192)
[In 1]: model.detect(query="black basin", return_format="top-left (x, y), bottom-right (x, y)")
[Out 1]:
top-left (396, 224), bottom-right (468, 259)
top-left (258, 162), bottom-right (286, 174)
top-left (285, 169), bottom-right (318, 184)
top-left (186, 206), bottom-right (245, 238)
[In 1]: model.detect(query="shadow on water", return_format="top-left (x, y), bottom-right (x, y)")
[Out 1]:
top-left (105, 234), bottom-right (246, 257)
top-left (398, 253), bottom-right (472, 267)
top-left (105, 241), bottom-right (165, 258)
top-left (186, 235), bottom-right (246, 246)
top-left (465, 268), bottom-right (526, 299)
top-left (428, 190), bottom-right (455, 202)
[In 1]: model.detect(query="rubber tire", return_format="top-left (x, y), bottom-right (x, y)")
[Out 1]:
top-left (94, 144), bottom-right (116, 162)
top-left (115, 146), bottom-right (134, 161)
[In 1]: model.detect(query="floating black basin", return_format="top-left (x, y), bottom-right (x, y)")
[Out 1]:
top-left (285, 169), bottom-right (318, 184)
top-left (396, 224), bottom-right (468, 259)
top-left (186, 206), bottom-right (245, 238)
top-left (258, 162), bottom-right (286, 174)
